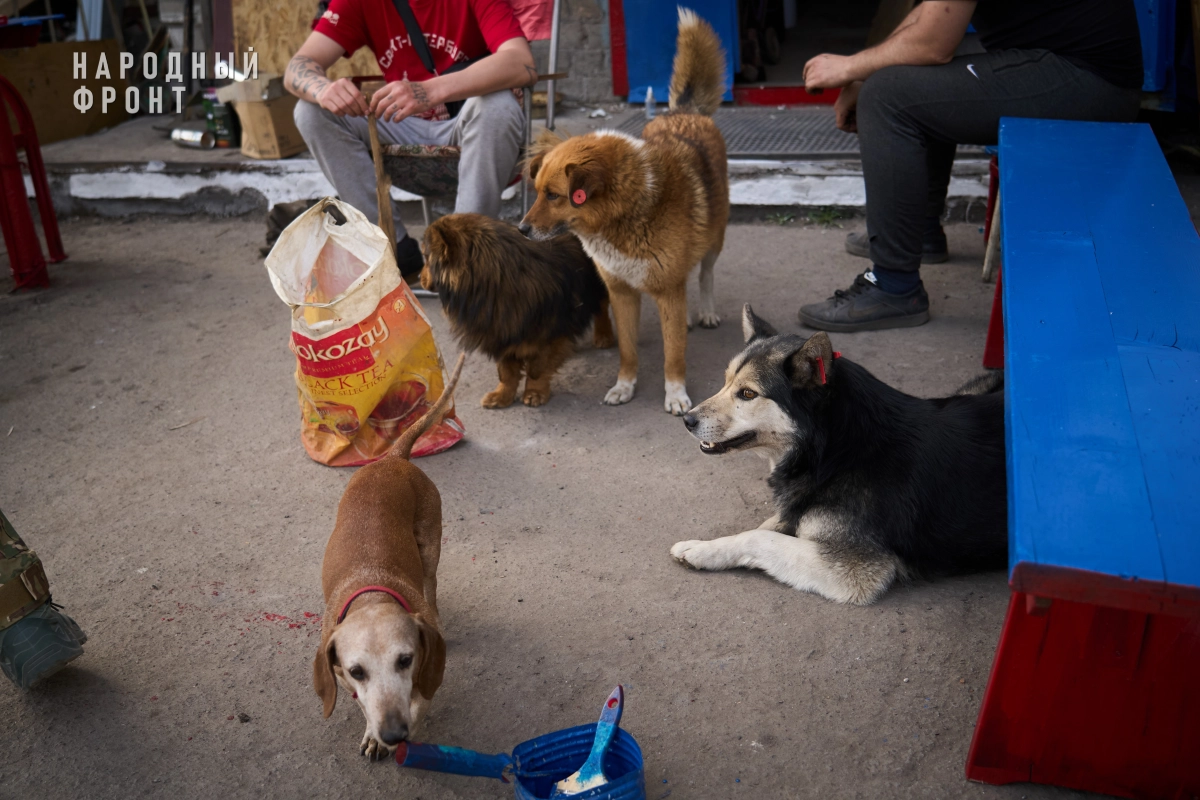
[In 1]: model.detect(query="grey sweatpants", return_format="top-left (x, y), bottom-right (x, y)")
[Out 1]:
top-left (857, 49), bottom-right (1141, 275)
top-left (293, 90), bottom-right (525, 239)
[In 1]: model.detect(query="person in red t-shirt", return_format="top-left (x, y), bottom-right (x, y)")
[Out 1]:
top-left (285, 0), bottom-right (535, 277)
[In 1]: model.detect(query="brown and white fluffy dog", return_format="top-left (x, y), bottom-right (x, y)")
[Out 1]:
top-left (420, 213), bottom-right (614, 408)
top-left (313, 354), bottom-right (463, 760)
top-left (519, 8), bottom-right (729, 416)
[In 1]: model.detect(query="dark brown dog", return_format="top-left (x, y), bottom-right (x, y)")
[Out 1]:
top-left (313, 354), bottom-right (463, 760)
top-left (420, 213), bottom-right (613, 408)
top-left (518, 8), bottom-right (729, 416)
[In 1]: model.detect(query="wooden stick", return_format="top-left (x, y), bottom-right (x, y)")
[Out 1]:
top-left (982, 186), bottom-right (1001, 282)
top-left (367, 113), bottom-right (397, 260)
top-left (103, 0), bottom-right (124, 51)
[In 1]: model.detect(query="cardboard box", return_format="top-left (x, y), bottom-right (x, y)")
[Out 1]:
top-left (214, 74), bottom-right (288, 105)
top-left (218, 76), bottom-right (304, 159)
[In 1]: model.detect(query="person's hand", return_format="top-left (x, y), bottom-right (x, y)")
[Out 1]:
top-left (369, 79), bottom-right (439, 123)
top-left (835, 81), bottom-right (862, 133)
top-left (804, 54), bottom-right (855, 92)
top-left (317, 77), bottom-right (369, 117)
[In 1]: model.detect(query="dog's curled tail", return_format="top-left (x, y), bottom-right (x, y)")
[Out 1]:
top-left (390, 352), bottom-right (466, 461)
top-left (669, 7), bottom-right (726, 116)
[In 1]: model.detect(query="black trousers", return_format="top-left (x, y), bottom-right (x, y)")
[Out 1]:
top-left (857, 49), bottom-right (1141, 276)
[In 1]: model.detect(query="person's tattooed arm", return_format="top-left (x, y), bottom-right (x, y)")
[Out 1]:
top-left (285, 55), bottom-right (331, 104)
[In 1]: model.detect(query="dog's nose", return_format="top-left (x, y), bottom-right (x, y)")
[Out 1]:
top-left (380, 721), bottom-right (409, 746)
top-left (683, 413), bottom-right (698, 430)
top-left (517, 222), bottom-right (533, 237)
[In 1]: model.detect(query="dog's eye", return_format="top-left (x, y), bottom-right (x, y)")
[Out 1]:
top-left (396, 654), bottom-right (413, 671)
top-left (349, 665), bottom-right (365, 681)
top-left (738, 388), bottom-right (758, 401)
top-left (545, 191), bottom-right (559, 201)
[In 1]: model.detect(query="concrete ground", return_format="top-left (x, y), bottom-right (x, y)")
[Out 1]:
top-left (1, 216), bottom-right (1091, 799)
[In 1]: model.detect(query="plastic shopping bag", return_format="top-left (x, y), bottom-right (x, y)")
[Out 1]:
top-left (265, 198), bottom-right (463, 466)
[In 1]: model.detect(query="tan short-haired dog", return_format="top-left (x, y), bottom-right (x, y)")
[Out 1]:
top-left (519, 8), bottom-right (729, 416)
top-left (313, 354), bottom-right (464, 760)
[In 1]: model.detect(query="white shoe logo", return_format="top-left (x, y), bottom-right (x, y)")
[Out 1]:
top-left (967, 64), bottom-right (979, 79)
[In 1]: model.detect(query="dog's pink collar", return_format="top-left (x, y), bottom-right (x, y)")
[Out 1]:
top-left (337, 585), bottom-right (413, 624)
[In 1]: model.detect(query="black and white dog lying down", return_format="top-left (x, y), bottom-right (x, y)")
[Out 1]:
top-left (671, 304), bottom-right (1007, 605)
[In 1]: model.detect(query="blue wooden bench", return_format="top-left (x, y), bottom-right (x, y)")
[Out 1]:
top-left (966, 118), bottom-right (1200, 798)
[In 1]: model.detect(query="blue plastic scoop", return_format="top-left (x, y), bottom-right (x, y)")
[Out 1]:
top-left (396, 685), bottom-right (644, 799)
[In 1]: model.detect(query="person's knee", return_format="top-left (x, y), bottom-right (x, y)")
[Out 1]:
top-left (293, 98), bottom-right (324, 138)
top-left (293, 98), bottom-right (346, 142)
top-left (858, 66), bottom-right (921, 126)
top-left (461, 90), bottom-right (523, 132)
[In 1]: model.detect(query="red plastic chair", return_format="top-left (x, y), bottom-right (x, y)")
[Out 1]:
top-left (0, 75), bottom-right (66, 289)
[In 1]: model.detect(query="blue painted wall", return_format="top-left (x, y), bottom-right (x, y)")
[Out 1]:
top-left (621, 0), bottom-right (739, 104)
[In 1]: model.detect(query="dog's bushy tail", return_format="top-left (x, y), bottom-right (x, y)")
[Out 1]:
top-left (954, 371), bottom-right (1004, 396)
top-left (389, 352), bottom-right (466, 460)
top-left (669, 7), bottom-right (726, 116)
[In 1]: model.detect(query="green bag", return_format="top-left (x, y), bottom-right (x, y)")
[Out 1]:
top-left (0, 509), bottom-right (86, 688)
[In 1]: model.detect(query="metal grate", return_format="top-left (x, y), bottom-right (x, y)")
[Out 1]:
top-left (617, 106), bottom-right (860, 159)
top-left (615, 107), bottom-right (986, 160)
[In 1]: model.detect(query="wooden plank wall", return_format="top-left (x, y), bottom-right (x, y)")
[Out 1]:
top-left (0, 40), bottom-right (129, 145)
top-left (231, 0), bottom-right (380, 80)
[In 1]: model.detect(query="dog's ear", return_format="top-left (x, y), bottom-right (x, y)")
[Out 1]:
top-left (566, 162), bottom-right (605, 207)
top-left (313, 630), bottom-right (338, 718)
top-left (413, 615), bottom-right (446, 702)
top-left (790, 332), bottom-right (836, 389)
top-left (742, 304), bottom-right (777, 343)
top-left (424, 223), bottom-right (458, 264)
top-left (523, 128), bottom-right (565, 183)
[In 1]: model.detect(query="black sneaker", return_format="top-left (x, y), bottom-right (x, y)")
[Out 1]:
top-left (798, 272), bottom-right (930, 332)
top-left (396, 235), bottom-right (436, 298)
top-left (845, 229), bottom-right (949, 264)
top-left (396, 235), bottom-right (424, 278)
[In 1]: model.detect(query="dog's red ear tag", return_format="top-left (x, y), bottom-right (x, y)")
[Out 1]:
top-left (572, 189), bottom-right (587, 205)
top-left (816, 356), bottom-right (827, 385)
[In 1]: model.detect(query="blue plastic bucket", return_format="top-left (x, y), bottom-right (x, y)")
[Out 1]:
top-left (511, 723), bottom-right (645, 800)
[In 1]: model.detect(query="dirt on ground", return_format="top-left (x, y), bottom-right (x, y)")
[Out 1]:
top-left (0, 217), bottom-right (1091, 799)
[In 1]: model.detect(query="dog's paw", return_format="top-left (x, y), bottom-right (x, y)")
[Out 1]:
top-left (360, 733), bottom-right (393, 761)
top-left (663, 381), bottom-right (692, 416)
top-left (603, 378), bottom-right (636, 406)
top-left (481, 390), bottom-right (516, 409)
top-left (672, 537), bottom-right (715, 568)
top-left (670, 539), bottom-right (732, 571)
top-left (523, 388), bottom-right (550, 407)
top-left (697, 309), bottom-right (721, 329)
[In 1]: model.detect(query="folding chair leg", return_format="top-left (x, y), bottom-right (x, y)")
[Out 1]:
top-left (522, 86), bottom-right (533, 216)
top-left (421, 197), bottom-right (431, 228)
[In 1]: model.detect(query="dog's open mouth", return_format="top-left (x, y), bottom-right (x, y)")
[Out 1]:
top-left (698, 431), bottom-right (756, 454)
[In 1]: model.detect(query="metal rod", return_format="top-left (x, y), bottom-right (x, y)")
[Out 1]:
top-left (183, 0), bottom-right (194, 92)
top-left (75, 0), bottom-right (90, 40)
top-left (135, 0), bottom-right (153, 51)
top-left (43, 0), bottom-right (58, 41)
top-left (546, 0), bottom-right (560, 130)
